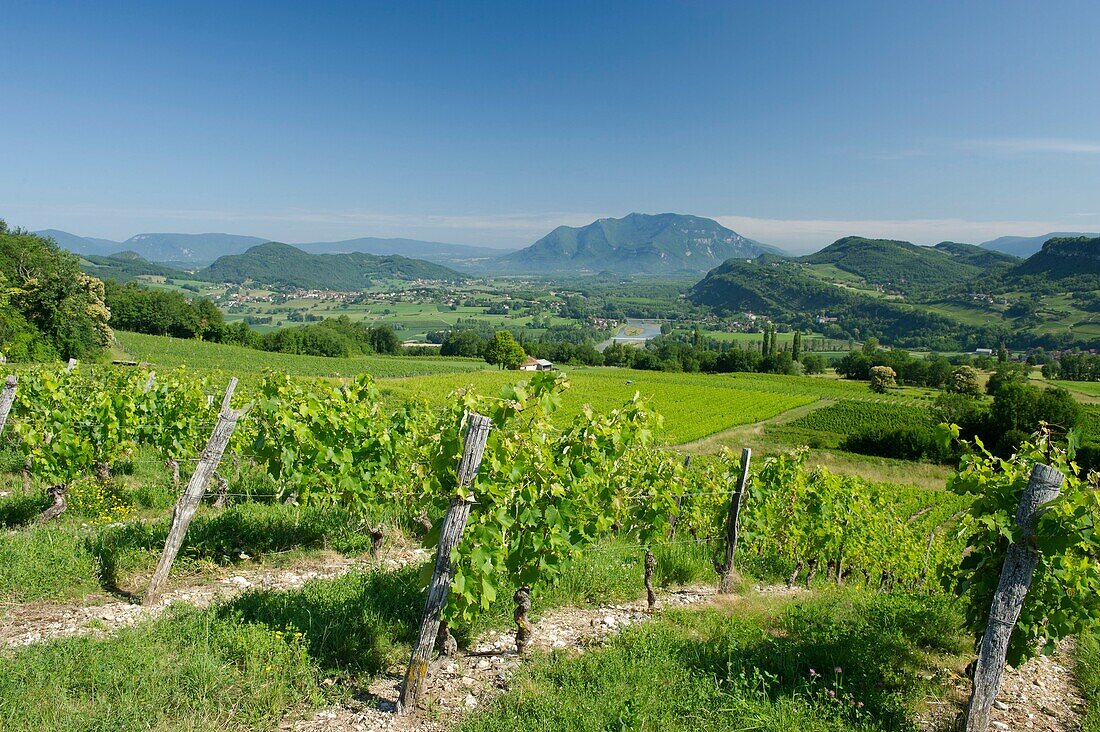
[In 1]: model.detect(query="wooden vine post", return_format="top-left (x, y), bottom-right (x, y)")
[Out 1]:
top-left (964, 463), bottom-right (1066, 732)
top-left (399, 412), bottom-right (492, 713)
top-left (714, 447), bottom-right (751, 593)
top-left (144, 379), bottom-right (242, 605)
top-left (0, 375), bottom-right (17, 437)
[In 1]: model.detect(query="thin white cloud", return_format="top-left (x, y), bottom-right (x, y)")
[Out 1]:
top-left (963, 137), bottom-right (1100, 155)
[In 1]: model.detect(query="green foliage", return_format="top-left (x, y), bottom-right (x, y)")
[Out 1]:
top-left (1078, 631), bottom-right (1100, 732)
top-left (103, 279), bottom-right (225, 340)
top-left (868, 366), bottom-right (896, 393)
top-left (944, 426), bottom-right (1100, 665)
top-left (483, 330), bottom-right (526, 369)
top-left (0, 223), bottom-right (111, 361)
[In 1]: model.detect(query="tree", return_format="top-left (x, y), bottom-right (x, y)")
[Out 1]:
top-left (441, 329), bottom-right (487, 358)
top-left (948, 366), bottom-right (982, 396)
top-left (869, 365), bottom-right (897, 393)
top-left (792, 330), bottom-right (802, 362)
top-left (485, 331), bottom-right (526, 370)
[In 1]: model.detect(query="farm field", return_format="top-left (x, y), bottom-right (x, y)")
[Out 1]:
top-left (115, 331), bottom-right (490, 378)
top-left (382, 368), bottom-right (841, 444)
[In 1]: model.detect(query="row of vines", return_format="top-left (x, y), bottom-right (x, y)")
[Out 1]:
top-left (1, 363), bottom-right (1098, 670)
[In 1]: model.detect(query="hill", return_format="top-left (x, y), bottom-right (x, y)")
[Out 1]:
top-left (800, 236), bottom-right (995, 295)
top-left (35, 229), bottom-right (121, 256)
top-left (980, 232), bottom-right (1098, 258)
top-left (497, 213), bottom-right (775, 274)
top-left (203, 242), bottom-right (463, 289)
top-left (688, 256), bottom-right (998, 350)
top-left (1009, 236), bottom-right (1100, 280)
top-left (80, 251), bottom-right (188, 282)
top-left (932, 241), bottom-right (1020, 269)
top-left (298, 237), bottom-right (509, 269)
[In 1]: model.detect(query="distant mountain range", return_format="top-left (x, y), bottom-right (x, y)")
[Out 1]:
top-left (37, 230), bottom-right (507, 269)
top-left (496, 213), bottom-right (777, 274)
top-left (979, 231), bottom-right (1099, 258)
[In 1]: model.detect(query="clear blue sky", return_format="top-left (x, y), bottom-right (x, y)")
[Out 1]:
top-left (3, 1), bottom-right (1099, 251)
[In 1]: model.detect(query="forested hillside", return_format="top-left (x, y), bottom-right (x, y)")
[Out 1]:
top-left (204, 242), bottom-right (463, 289)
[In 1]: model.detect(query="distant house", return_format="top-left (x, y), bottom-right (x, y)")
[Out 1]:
top-left (519, 357), bottom-right (554, 372)
top-left (974, 348), bottom-right (994, 356)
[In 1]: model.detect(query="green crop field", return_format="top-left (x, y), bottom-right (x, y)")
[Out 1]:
top-left (114, 332), bottom-right (490, 379)
top-left (1052, 380), bottom-right (1100, 398)
top-left (384, 368), bottom-right (851, 443)
top-left (785, 399), bottom-right (932, 438)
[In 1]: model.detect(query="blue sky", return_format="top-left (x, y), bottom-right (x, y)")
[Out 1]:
top-left (3, 1), bottom-right (1099, 252)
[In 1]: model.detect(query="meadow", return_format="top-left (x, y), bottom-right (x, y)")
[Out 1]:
top-left (115, 331), bottom-right (490, 378)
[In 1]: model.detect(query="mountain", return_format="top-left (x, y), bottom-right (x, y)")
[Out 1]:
top-left (980, 232), bottom-right (1098, 258)
top-left (1009, 236), bottom-right (1100, 280)
top-left (800, 236), bottom-right (996, 295)
top-left (36, 230), bottom-right (121, 256)
top-left (119, 233), bottom-right (269, 265)
top-left (297, 237), bottom-right (509, 269)
top-left (497, 213), bottom-right (777, 274)
top-left (203, 242), bottom-right (462, 289)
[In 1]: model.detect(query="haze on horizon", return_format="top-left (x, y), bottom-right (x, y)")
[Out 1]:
top-left (3, 1), bottom-right (1099, 254)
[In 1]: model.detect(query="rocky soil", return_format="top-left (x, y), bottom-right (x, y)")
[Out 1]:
top-left (285, 583), bottom-right (808, 732)
top-left (0, 544), bottom-right (431, 648)
top-left (919, 639), bottom-right (1087, 731)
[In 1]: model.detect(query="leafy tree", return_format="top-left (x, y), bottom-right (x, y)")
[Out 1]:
top-left (0, 222), bottom-right (112, 361)
top-left (948, 366), bottom-right (982, 396)
top-left (440, 330), bottom-right (487, 358)
top-left (484, 331), bottom-right (526, 370)
top-left (869, 365), bottom-right (896, 393)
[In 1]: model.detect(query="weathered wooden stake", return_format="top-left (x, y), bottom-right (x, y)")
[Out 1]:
top-left (964, 463), bottom-right (1065, 732)
top-left (399, 412), bottom-right (492, 713)
top-left (220, 377), bottom-right (238, 413)
top-left (0, 375), bottom-right (17, 437)
top-left (143, 371), bottom-right (156, 393)
top-left (66, 358), bottom-right (77, 373)
top-left (144, 406), bottom-right (242, 605)
top-left (714, 447), bottom-right (751, 593)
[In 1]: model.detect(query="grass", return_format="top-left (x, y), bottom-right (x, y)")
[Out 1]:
top-left (1078, 632), bottom-right (1100, 732)
top-left (384, 368), bottom-right (822, 444)
top-left (0, 498), bottom-right (387, 602)
top-left (459, 589), bottom-right (967, 732)
top-left (0, 605), bottom-right (322, 731)
top-left (114, 331), bottom-right (490, 378)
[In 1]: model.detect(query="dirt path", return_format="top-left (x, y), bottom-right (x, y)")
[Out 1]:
top-left (285, 582), bottom-right (808, 732)
top-left (0, 543), bottom-right (431, 648)
top-left (678, 398), bottom-right (833, 454)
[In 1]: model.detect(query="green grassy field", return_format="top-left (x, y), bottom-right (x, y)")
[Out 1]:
top-left (115, 331), bottom-right (491, 378)
top-left (381, 368), bottom-right (931, 444)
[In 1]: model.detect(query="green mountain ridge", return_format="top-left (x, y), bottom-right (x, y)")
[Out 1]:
top-left (203, 242), bottom-right (463, 289)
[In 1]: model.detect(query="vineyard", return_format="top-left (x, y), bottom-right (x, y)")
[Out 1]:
top-left (0, 362), bottom-right (1097, 731)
